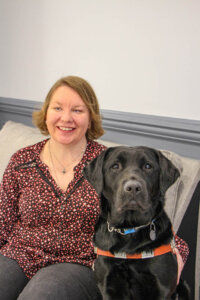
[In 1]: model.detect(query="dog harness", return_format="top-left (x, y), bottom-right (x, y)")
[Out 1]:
top-left (94, 241), bottom-right (176, 259)
top-left (96, 220), bottom-right (176, 259)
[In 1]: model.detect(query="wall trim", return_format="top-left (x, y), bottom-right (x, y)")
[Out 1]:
top-left (102, 109), bottom-right (200, 144)
top-left (1, 97), bottom-right (200, 159)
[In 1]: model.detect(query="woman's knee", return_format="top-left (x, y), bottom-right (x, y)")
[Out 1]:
top-left (0, 254), bottom-right (28, 300)
top-left (18, 263), bottom-right (102, 300)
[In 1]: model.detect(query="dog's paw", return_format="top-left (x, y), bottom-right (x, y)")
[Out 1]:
top-left (173, 278), bottom-right (191, 300)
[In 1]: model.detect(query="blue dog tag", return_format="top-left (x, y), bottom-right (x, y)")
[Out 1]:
top-left (124, 228), bottom-right (136, 235)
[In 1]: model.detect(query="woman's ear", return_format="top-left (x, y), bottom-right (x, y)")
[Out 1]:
top-left (88, 120), bottom-right (91, 129)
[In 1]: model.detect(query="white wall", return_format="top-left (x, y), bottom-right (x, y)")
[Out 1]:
top-left (0, 0), bottom-right (200, 120)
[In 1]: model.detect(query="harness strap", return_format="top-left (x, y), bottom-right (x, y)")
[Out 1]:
top-left (94, 243), bottom-right (174, 259)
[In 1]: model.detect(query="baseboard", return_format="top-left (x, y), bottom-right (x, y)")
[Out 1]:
top-left (1, 97), bottom-right (200, 159)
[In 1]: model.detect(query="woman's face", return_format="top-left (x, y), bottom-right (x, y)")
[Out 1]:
top-left (46, 85), bottom-right (90, 146)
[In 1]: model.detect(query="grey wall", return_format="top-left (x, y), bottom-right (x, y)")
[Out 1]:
top-left (1, 97), bottom-right (200, 160)
top-left (0, 1), bottom-right (200, 121)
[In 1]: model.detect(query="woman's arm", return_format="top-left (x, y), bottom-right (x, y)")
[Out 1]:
top-left (0, 155), bottom-right (20, 247)
top-left (174, 235), bottom-right (189, 284)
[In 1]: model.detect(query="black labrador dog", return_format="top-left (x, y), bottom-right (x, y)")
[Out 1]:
top-left (83, 146), bottom-right (190, 300)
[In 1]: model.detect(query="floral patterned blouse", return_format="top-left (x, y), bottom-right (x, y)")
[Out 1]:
top-left (0, 140), bottom-right (189, 279)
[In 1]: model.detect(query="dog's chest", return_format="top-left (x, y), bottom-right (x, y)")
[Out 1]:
top-left (95, 255), bottom-right (177, 300)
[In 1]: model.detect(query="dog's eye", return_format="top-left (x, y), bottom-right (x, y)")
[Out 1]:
top-left (144, 162), bottom-right (152, 169)
top-left (111, 163), bottom-right (120, 169)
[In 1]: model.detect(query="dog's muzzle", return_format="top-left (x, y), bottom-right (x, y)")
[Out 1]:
top-left (123, 179), bottom-right (142, 195)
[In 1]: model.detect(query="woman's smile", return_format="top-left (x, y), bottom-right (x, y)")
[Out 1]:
top-left (58, 126), bottom-right (74, 131)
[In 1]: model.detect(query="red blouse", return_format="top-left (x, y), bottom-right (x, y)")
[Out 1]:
top-left (0, 140), bottom-right (189, 279)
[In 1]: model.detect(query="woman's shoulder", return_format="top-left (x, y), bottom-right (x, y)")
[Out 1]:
top-left (10, 139), bottom-right (48, 165)
top-left (87, 140), bottom-right (107, 158)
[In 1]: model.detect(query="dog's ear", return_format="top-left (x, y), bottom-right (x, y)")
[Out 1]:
top-left (157, 150), bottom-right (180, 195)
top-left (83, 149), bottom-right (108, 194)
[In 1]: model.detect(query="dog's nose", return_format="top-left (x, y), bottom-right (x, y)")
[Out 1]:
top-left (123, 180), bottom-right (142, 194)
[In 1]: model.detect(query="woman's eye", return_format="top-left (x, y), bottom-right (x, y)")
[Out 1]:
top-left (54, 107), bottom-right (62, 111)
top-left (144, 162), bottom-right (152, 169)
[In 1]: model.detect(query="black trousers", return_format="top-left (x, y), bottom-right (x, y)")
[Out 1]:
top-left (0, 254), bottom-right (102, 300)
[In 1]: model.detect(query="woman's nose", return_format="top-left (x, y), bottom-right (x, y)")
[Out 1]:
top-left (60, 110), bottom-right (73, 122)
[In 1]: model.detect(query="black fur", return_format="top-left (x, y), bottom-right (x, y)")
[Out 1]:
top-left (83, 146), bottom-right (190, 300)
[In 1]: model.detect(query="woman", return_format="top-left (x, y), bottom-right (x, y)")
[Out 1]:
top-left (0, 76), bottom-right (188, 299)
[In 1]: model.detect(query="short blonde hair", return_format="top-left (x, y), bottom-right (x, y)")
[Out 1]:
top-left (33, 76), bottom-right (104, 140)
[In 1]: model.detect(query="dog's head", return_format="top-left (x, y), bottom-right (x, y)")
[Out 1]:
top-left (83, 146), bottom-right (180, 227)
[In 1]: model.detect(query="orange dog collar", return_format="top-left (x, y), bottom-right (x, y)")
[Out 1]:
top-left (94, 242), bottom-right (175, 259)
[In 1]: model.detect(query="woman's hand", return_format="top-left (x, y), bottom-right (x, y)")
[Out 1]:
top-left (174, 247), bottom-right (184, 284)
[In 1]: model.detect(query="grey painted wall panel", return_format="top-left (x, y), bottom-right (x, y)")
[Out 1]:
top-left (0, 97), bottom-right (200, 160)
